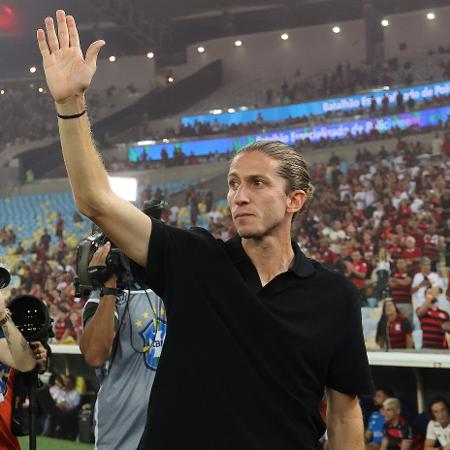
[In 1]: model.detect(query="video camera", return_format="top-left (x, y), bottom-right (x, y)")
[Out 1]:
top-left (75, 199), bottom-right (165, 297)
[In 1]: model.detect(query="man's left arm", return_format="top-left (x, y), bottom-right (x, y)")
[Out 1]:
top-left (326, 387), bottom-right (364, 450)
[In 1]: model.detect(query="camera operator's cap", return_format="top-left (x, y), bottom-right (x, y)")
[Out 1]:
top-left (420, 256), bottom-right (431, 264)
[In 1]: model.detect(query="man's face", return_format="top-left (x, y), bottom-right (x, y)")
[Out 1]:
top-left (384, 405), bottom-right (400, 422)
top-left (397, 259), bottom-right (407, 272)
top-left (227, 152), bottom-right (303, 239)
top-left (421, 262), bottom-right (431, 275)
top-left (351, 251), bottom-right (361, 263)
top-left (373, 390), bottom-right (387, 406)
top-left (431, 402), bottom-right (450, 426)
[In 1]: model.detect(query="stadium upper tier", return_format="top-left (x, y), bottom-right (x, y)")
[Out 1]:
top-left (183, 51), bottom-right (450, 117)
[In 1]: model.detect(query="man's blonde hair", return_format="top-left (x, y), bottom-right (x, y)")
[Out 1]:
top-left (383, 398), bottom-right (401, 410)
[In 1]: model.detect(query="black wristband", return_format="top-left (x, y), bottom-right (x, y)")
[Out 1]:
top-left (57, 110), bottom-right (86, 120)
top-left (100, 287), bottom-right (121, 297)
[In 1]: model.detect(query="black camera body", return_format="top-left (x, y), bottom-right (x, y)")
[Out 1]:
top-left (75, 199), bottom-right (165, 297)
top-left (9, 295), bottom-right (54, 342)
top-left (75, 230), bottom-right (133, 297)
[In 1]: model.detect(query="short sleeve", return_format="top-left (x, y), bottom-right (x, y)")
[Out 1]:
top-left (0, 328), bottom-right (4, 339)
top-left (425, 421), bottom-right (436, 441)
top-left (131, 218), bottom-right (217, 302)
top-left (325, 279), bottom-right (373, 395)
top-left (83, 291), bottom-right (119, 329)
top-left (402, 422), bottom-right (413, 440)
top-left (411, 274), bottom-right (421, 288)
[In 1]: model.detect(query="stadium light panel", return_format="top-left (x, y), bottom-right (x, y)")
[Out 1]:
top-left (381, 19), bottom-right (389, 27)
top-left (108, 177), bottom-right (137, 202)
top-left (0, 90), bottom-right (4, 95)
top-left (281, 33), bottom-right (289, 40)
top-left (197, 46), bottom-right (205, 53)
top-left (332, 26), bottom-right (341, 34)
top-left (426, 12), bottom-right (435, 20)
top-left (29, 66), bottom-right (36, 73)
top-left (168, 76), bottom-right (174, 83)
top-left (109, 56), bottom-right (116, 62)
top-left (234, 40), bottom-right (243, 47)
top-left (147, 52), bottom-right (155, 59)
top-left (38, 87), bottom-right (44, 93)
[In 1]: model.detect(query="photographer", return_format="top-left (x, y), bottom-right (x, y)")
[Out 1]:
top-left (79, 243), bottom-right (166, 450)
top-left (0, 292), bottom-right (48, 449)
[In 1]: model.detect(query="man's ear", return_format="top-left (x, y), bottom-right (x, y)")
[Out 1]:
top-left (287, 190), bottom-right (307, 214)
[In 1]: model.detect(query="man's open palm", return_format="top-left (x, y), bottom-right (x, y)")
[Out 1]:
top-left (37, 10), bottom-right (105, 103)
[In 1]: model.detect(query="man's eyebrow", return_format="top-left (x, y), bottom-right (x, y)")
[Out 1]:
top-left (227, 172), bottom-right (268, 180)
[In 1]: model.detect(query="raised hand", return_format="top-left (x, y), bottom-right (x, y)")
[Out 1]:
top-left (37, 10), bottom-right (105, 104)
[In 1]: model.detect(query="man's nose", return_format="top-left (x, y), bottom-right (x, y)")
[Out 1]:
top-left (233, 184), bottom-right (250, 204)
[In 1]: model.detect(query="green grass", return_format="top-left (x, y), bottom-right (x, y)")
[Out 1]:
top-left (18, 436), bottom-right (94, 450)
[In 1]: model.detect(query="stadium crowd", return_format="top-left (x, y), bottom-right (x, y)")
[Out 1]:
top-left (0, 83), bottom-right (145, 152)
top-left (132, 90), bottom-right (450, 144)
top-left (2, 130), bottom-right (450, 352)
top-left (118, 109), bottom-right (450, 173)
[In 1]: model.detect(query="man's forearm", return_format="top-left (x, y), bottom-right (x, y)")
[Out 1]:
top-left (79, 295), bottom-right (116, 367)
top-left (56, 96), bottom-right (112, 218)
top-left (2, 320), bottom-right (36, 372)
top-left (327, 413), bottom-right (364, 450)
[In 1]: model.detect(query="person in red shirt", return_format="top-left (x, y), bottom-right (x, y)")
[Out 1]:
top-left (0, 292), bottom-right (48, 450)
top-left (52, 306), bottom-right (74, 342)
top-left (55, 212), bottom-right (65, 239)
top-left (417, 287), bottom-right (450, 350)
top-left (376, 299), bottom-right (413, 350)
top-left (402, 236), bottom-right (422, 275)
top-left (389, 258), bottom-right (413, 325)
top-left (381, 398), bottom-right (422, 450)
top-left (346, 250), bottom-right (368, 290)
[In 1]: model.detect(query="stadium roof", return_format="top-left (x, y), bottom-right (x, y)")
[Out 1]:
top-left (0, 0), bottom-right (448, 75)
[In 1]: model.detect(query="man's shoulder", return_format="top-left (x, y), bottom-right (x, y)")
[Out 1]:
top-left (308, 258), bottom-right (360, 299)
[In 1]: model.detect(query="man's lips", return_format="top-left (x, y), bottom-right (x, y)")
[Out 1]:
top-left (234, 212), bottom-right (253, 219)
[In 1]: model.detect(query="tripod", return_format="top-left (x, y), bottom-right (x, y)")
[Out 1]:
top-left (23, 368), bottom-right (40, 450)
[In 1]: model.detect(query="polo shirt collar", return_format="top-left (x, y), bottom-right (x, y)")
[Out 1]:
top-left (225, 235), bottom-right (315, 278)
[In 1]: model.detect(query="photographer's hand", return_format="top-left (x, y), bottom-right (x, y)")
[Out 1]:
top-left (79, 243), bottom-right (118, 368)
top-left (30, 341), bottom-right (48, 371)
top-left (0, 293), bottom-right (36, 372)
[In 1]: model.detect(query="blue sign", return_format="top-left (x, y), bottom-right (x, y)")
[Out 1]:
top-left (128, 105), bottom-right (450, 162)
top-left (180, 80), bottom-right (450, 127)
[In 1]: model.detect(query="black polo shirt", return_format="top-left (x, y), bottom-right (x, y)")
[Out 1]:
top-left (134, 219), bottom-right (372, 450)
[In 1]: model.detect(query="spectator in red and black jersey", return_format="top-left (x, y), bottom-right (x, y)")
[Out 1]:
top-left (397, 200), bottom-right (413, 228)
top-left (417, 287), bottom-right (450, 350)
top-left (55, 212), bottom-right (64, 239)
top-left (402, 237), bottom-right (422, 275)
top-left (376, 300), bottom-right (413, 350)
top-left (345, 250), bottom-right (368, 291)
top-left (316, 236), bottom-right (338, 268)
top-left (421, 226), bottom-right (440, 272)
top-left (52, 306), bottom-right (75, 342)
top-left (380, 398), bottom-right (422, 450)
top-left (389, 259), bottom-right (413, 325)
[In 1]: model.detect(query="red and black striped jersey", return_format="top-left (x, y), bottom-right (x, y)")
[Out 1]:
top-left (390, 272), bottom-right (412, 304)
top-left (419, 308), bottom-right (450, 350)
top-left (383, 416), bottom-right (413, 447)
